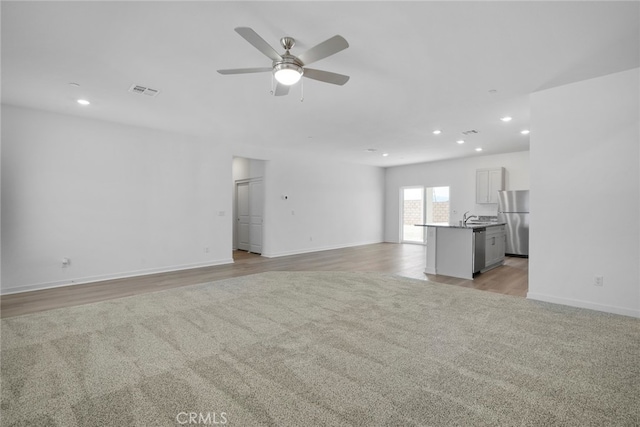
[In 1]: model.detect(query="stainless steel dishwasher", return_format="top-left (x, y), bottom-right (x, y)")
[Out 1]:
top-left (472, 228), bottom-right (486, 273)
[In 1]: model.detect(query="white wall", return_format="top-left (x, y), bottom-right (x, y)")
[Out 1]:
top-left (529, 68), bottom-right (639, 317)
top-left (1, 105), bottom-right (386, 292)
top-left (1, 105), bottom-right (233, 293)
top-left (262, 157), bottom-right (385, 257)
top-left (232, 154), bottom-right (385, 257)
top-left (384, 151), bottom-right (530, 243)
top-left (232, 157), bottom-right (265, 182)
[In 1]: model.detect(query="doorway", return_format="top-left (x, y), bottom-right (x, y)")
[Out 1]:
top-left (401, 187), bottom-right (425, 243)
top-left (236, 179), bottom-right (263, 254)
top-left (401, 186), bottom-right (450, 243)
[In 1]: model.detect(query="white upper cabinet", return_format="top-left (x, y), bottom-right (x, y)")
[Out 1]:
top-left (476, 167), bottom-right (505, 204)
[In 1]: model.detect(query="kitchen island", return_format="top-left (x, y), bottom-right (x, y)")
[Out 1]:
top-left (416, 222), bottom-right (506, 280)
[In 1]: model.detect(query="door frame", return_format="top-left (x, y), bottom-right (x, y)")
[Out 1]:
top-left (400, 186), bottom-right (426, 244)
top-left (234, 178), bottom-right (264, 254)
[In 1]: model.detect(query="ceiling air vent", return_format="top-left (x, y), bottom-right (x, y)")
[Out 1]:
top-left (462, 129), bottom-right (479, 135)
top-left (128, 84), bottom-right (160, 97)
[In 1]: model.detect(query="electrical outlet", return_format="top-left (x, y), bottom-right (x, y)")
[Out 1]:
top-left (62, 257), bottom-right (71, 268)
top-left (594, 275), bottom-right (604, 287)
top-left (204, 247), bottom-right (210, 253)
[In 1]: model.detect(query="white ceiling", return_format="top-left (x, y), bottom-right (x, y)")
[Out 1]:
top-left (2, 1), bottom-right (638, 167)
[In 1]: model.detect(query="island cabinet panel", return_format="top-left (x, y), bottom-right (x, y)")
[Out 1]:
top-left (476, 167), bottom-right (505, 204)
top-left (435, 227), bottom-right (474, 280)
top-left (483, 225), bottom-right (506, 270)
top-left (425, 226), bottom-right (437, 275)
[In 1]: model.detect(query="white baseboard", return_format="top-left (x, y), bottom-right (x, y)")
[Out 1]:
top-left (527, 292), bottom-right (640, 318)
top-left (0, 258), bottom-right (235, 295)
top-left (261, 241), bottom-right (384, 259)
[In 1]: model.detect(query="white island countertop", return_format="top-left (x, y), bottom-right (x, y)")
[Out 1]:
top-left (415, 222), bottom-right (505, 229)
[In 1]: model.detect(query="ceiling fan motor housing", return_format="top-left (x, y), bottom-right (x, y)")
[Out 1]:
top-left (274, 54), bottom-right (304, 71)
top-left (280, 36), bottom-right (296, 51)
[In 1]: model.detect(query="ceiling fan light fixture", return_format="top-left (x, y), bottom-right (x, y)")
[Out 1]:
top-left (274, 63), bottom-right (303, 85)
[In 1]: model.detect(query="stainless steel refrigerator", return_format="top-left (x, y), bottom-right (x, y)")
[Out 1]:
top-left (497, 190), bottom-right (529, 257)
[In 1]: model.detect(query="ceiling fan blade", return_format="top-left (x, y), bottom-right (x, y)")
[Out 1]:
top-left (303, 68), bottom-right (350, 85)
top-left (297, 35), bottom-right (349, 66)
top-left (273, 82), bottom-right (290, 96)
top-left (235, 27), bottom-right (282, 62)
top-left (217, 67), bottom-right (272, 75)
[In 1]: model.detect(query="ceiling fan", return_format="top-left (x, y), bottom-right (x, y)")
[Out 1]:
top-left (217, 27), bottom-right (350, 96)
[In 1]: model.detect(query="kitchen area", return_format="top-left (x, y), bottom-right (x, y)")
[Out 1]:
top-left (413, 166), bottom-right (530, 281)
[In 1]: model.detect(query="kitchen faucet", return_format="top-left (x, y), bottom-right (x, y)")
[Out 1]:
top-left (462, 211), bottom-right (478, 225)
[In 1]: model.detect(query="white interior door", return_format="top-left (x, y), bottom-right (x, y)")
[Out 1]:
top-left (249, 180), bottom-right (263, 254)
top-left (236, 179), bottom-right (263, 254)
top-left (236, 182), bottom-right (250, 251)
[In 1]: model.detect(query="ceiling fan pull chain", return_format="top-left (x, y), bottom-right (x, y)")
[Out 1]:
top-left (300, 78), bottom-right (304, 102)
top-left (270, 74), bottom-right (275, 95)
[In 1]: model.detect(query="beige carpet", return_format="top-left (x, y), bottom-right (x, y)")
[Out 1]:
top-left (1, 271), bottom-right (638, 426)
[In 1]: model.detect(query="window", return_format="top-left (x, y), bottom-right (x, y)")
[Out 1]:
top-left (401, 186), bottom-right (450, 244)
top-left (426, 187), bottom-right (450, 224)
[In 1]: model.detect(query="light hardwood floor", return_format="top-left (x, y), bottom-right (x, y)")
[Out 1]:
top-left (0, 243), bottom-right (528, 318)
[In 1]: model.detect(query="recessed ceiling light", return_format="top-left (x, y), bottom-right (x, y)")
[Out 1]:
top-left (500, 116), bottom-right (512, 122)
top-left (456, 140), bottom-right (465, 144)
top-left (365, 148), bottom-right (377, 153)
top-left (77, 99), bottom-right (90, 106)
top-left (382, 153), bottom-right (389, 157)
top-left (68, 82), bottom-right (80, 87)
top-left (433, 130), bottom-right (442, 135)
top-left (520, 130), bottom-right (530, 135)
top-left (475, 147), bottom-right (483, 152)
